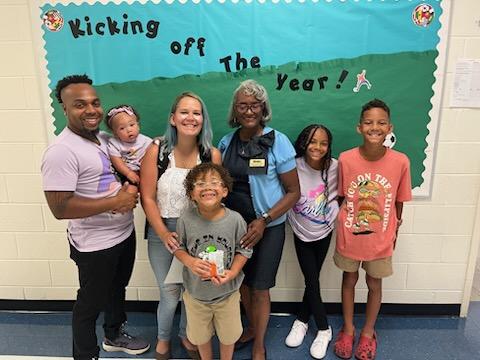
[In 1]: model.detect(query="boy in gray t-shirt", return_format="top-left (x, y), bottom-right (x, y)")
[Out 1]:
top-left (174, 163), bottom-right (252, 360)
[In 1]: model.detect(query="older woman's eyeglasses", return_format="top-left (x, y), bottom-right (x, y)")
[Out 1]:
top-left (235, 102), bottom-right (263, 114)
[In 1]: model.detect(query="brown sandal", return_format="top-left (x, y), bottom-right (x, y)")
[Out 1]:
top-left (180, 340), bottom-right (201, 359)
top-left (155, 350), bottom-right (171, 360)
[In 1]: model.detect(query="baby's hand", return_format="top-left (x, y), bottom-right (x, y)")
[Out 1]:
top-left (127, 171), bottom-right (140, 185)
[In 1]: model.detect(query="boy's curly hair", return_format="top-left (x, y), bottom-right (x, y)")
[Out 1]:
top-left (184, 163), bottom-right (233, 199)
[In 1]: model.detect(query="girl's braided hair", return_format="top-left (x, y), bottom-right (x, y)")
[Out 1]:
top-left (293, 124), bottom-right (333, 199)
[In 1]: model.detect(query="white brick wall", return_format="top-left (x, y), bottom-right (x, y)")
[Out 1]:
top-left (0, 0), bottom-right (479, 315)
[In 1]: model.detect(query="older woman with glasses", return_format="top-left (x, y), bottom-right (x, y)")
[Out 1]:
top-left (218, 79), bottom-right (300, 360)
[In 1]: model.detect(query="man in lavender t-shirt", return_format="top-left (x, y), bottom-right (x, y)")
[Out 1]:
top-left (41, 75), bottom-right (149, 360)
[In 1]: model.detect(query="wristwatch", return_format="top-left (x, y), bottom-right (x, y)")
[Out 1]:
top-left (261, 212), bottom-right (272, 225)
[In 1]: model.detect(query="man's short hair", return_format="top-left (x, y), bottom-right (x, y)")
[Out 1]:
top-left (55, 75), bottom-right (93, 104)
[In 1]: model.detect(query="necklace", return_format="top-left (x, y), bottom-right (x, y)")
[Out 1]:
top-left (239, 140), bottom-right (249, 156)
top-left (174, 149), bottom-right (198, 169)
top-left (238, 128), bottom-right (260, 157)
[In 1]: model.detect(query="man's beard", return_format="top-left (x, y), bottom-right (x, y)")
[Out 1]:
top-left (82, 127), bottom-right (100, 140)
top-left (68, 125), bottom-right (100, 141)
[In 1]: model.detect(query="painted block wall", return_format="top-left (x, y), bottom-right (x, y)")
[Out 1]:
top-left (0, 0), bottom-right (479, 315)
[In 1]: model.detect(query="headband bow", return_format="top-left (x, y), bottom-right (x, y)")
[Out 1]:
top-left (107, 106), bottom-right (134, 126)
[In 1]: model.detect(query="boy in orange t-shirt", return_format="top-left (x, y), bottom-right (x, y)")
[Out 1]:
top-left (333, 99), bottom-right (412, 360)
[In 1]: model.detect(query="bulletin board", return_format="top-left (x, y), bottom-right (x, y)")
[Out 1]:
top-left (30, 0), bottom-right (450, 197)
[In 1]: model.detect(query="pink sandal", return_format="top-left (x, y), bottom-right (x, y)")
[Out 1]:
top-left (354, 331), bottom-right (377, 360)
top-left (334, 330), bottom-right (355, 359)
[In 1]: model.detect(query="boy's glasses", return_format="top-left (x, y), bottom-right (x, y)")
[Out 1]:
top-left (235, 102), bottom-right (263, 114)
top-left (193, 180), bottom-right (224, 189)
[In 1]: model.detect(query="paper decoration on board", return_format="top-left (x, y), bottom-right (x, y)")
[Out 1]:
top-left (412, 3), bottom-right (435, 27)
top-left (42, 9), bottom-right (64, 32)
top-left (353, 69), bottom-right (372, 93)
top-left (383, 132), bottom-right (397, 149)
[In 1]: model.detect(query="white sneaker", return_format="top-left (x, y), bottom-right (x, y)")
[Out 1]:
top-left (285, 319), bottom-right (308, 347)
top-left (310, 326), bottom-right (332, 359)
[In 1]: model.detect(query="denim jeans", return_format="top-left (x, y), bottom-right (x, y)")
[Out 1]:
top-left (147, 218), bottom-right (187, 340)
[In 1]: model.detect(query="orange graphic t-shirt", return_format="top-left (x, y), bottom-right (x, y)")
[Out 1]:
top-left (336, 147), bottom-right (412, 261)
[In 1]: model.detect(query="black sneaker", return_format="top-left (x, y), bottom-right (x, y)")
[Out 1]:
top-left (102, 323), bottom-right (150, 355)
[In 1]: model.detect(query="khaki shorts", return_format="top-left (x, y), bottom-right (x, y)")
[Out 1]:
top-left (333, 250), bottom-right (393, 279)
top-left (183, 289), bottom-right (242, 346)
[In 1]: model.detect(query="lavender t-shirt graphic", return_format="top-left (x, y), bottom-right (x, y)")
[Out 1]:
top-left (97, 150), bottom-right (119, 193)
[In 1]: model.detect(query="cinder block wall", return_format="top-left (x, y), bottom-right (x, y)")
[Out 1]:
top-left (0, 0), bottom-right (479, 314)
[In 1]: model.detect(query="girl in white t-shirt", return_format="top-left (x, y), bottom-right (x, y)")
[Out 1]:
top-left (285, 124), bottom-right (339, 360)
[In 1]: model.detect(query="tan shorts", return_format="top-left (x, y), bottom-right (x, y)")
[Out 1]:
top-left (183, 289), bottom-right (242, 346)
top-left (333, 250), bottom-right (393, 279)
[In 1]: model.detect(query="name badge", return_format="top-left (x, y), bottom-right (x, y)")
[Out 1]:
top-left (249, 158), bottom-right (266, 168)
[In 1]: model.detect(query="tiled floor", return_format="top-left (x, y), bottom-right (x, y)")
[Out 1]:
top-left (1, 303), bottom-right (480, 359)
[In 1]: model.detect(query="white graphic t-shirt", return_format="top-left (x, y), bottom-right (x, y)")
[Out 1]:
top-left (288, 157), bottom-right (339, 242)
